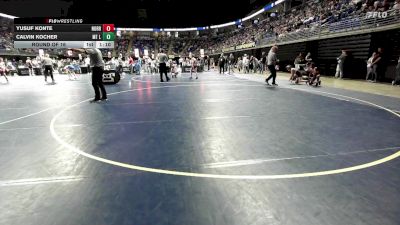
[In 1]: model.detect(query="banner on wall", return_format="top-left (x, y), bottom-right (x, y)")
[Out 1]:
top-left (235, 42), bottom-right (256, 50)
top-left (222, 47), bottom-right (236, 52)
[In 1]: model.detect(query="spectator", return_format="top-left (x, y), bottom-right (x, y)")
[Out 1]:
top-left (376, 48), bottom-right (386, 81)
top-left (0, 57), bottom-right (9, 83)
top-left (335, 50), bottom-right (347, 79)
top-left (237, 57), bottom-right (243, 73)
top-left (392, 56), bottom-right (400, 85)
top-left (294, 53), bottom-right (305, 69)
top-left (218, 53), bottom-right (226, 74)
top-left (260, 51), bottom-right (267, 73)
top-left (366, 52), bottom-right (379, 82)
top-left (243, 54), bottom-right (249, 73)
top-left (393, 0), bottom-right (400, 10)
top-left (228, 53), bottom-right (235, 74)
top-left (305, 52), bottom-right (313, 63)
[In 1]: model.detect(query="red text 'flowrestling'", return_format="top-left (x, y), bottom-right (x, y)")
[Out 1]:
top-left (47, 19), bottom-right (84, 24)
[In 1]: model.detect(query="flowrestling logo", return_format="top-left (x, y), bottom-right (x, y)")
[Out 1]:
top-left (365, 11), bottom-right (388, 19)
top-left (47, 19), bottom-right (84, 24)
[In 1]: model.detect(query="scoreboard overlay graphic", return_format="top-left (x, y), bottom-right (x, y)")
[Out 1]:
top-left (13, 18), bottom-right (115, 49)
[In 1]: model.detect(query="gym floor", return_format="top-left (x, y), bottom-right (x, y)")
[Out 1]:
top-left (1, 71), bottom-right (400, 225)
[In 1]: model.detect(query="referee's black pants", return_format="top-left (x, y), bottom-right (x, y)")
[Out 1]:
top-left (159, 63), bottom-right (169, 82)
top-left (92, 66), bottom-right (107, 100)
top-left (266, 65), bottom-right (277, 84)
top-left (44, 65), bottom-right (54, 82)
top-left (219, 64), bottom-right (225, 74)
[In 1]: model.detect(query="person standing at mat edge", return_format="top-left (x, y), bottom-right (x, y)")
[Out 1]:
top-left (157, 49), bottom-right (170, 82)
top-left (266, 46), bottom-right (279, 86)
top-left (88, 49), bottom-right (107, 102)
top-left (72, 48), bottom-right (107, 102)
top-left (42, 54), bottom-right (55, 84)
top-left (219, 53), bottom-right (226, 74)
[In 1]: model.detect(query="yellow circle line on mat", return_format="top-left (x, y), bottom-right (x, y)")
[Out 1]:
top-left (49, 83), bottom-right (400, 179)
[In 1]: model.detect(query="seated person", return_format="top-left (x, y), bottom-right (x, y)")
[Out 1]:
top-left (287, 63), bottom-right (310, 84)
top-left (287, 65), bottom-right (302, 84)
top-left (392, 56), bottom-right (400, 86)
top-left (294, 53), bottom-right (305, 69)
top-left (308, 66), bottom-right (321, 86)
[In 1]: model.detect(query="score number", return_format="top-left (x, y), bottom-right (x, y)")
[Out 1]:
top-left (102, 32), bottom-right (115, 41)
top-left (103, 24), bottom-right (114, 32)
top-left (102, 24), bottom-right (115, 41)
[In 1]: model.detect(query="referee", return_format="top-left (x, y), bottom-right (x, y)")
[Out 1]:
top-left (42, 54), bottom-right (55, 83)
top-left (157, 49), bottom-right (170, 82)
top-left (265, 46), bottom-right (279, 86)
top-left (72, 48), bottom-right (107, 102)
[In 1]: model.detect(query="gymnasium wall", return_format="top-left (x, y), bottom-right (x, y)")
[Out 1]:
top-left (212, 29), bottom-right (400, 81)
